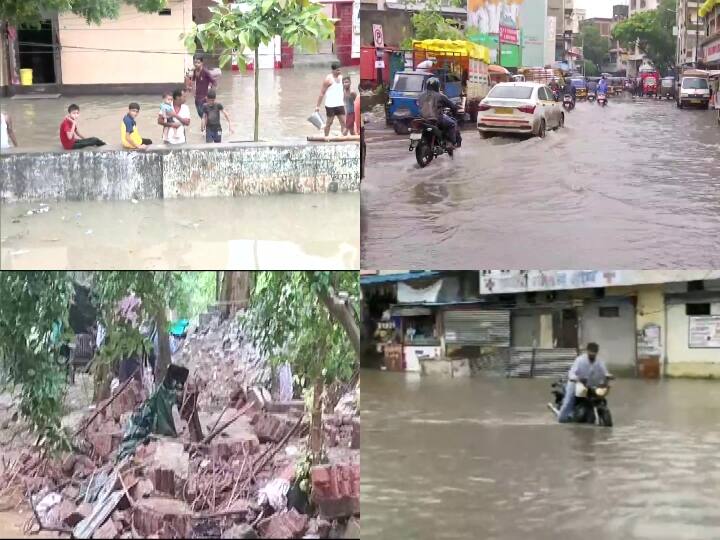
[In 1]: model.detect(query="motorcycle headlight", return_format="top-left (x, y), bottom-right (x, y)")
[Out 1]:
top-left (595, 387), bottom-right (608, 397)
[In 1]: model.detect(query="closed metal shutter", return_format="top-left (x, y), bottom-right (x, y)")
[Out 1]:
top-left (507, 348), bottom-right (577, 378)
top-left (444, 310), bottom-right (510, 346)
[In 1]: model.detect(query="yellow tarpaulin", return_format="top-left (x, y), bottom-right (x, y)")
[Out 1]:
top-left (699, 0), bottom-right (718, 17)
top-left (412, 39), bottom-right (491, 64)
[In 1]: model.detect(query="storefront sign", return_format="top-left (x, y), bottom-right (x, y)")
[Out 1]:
top-left (480, 270), bottom-right (622, 294)
top-left (704, 38), bottom-right (720, 64)
top-left (689, 316), bottom-right (720, 348)
top-left (500, 25), bottom-right (518, 45)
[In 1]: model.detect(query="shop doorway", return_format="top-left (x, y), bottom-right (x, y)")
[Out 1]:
top-left (17, 20), bottom-right (57, 84)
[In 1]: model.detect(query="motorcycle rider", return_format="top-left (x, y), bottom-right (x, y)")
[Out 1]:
top-left (558, 343), bottom-right (610, 423)
top-left (418, 77), bottom-right (459, 149)
top-left (562, 78), bottom-right (576, 105)
top-left (597, 75), bottom-right (609, 97)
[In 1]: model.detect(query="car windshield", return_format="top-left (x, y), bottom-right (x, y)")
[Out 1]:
top-left (392, 74), bottom-right (425, 92)
top-left (682, 78), bottom-right (708, 89)
top-left (488, 85), bottom-right (534, 99)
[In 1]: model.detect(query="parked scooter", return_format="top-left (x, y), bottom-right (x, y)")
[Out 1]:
top-left (563, 94), bottom-right (575, 111)
top-left (547, 378), bottom-right (613, 427)
top-left (408, 108), bottom-right (461, 168)
top-left (597, 93), bottom-right (608, 107)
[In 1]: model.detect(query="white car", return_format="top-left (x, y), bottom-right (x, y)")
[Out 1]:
top-left (677, 76), bottom-right (711, 109)
top-left (477, 82), bottom-right (564, 138)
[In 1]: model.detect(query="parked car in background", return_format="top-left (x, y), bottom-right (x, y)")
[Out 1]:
top-left (477, 82), bottom-right (563, 139)
top-left (677, 74), bottom-right (711, 109)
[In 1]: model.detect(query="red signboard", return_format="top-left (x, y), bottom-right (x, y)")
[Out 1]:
top-left (499, 25), bottom-right (518, 45)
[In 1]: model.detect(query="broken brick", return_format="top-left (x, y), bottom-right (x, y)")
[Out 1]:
top-left (310, 463), bottom-right (360, 519)
top-left (132, 497), bottom-right (192, 539)
top-left (54, 499), bottom-right (78, 528)
top-left (209, 436), bottom-right (259, 461)
top-left (258, 508), bottom-right (308, 539)
top-left (87, 431), bottom-right (123, 460)
top-left (253, 413), bottom-right (293, 444)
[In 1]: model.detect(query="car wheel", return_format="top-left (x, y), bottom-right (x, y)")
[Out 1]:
top-left (558, 113), bottom-right (565, 129)
top-left (537, 119), bottom-right (546, 139)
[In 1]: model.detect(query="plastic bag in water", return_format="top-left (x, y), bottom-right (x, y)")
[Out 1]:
top-left (307, 111), bottom-right (325, 130)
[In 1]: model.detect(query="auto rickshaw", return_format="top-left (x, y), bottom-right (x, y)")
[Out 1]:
top-left (570, 76), bottom-right (588, 100)
top-left (659, 76), bottom-right (676, 100)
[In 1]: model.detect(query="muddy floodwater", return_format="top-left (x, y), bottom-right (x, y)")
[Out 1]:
top-left (362, 369), bottom-right (720, 540)
top-left (361, 97), bottom-right (720, 268)
top-left (1, 67), bottom-right (357, 148)
top-left (0, 194), bottom-right (359, 269)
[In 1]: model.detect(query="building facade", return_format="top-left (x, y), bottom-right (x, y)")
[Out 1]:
top-left (629, 0), bottom-right (660, 15)
top-left (362, 270), bottom-right (720, 379)
top-left (581, 15), bottom-right (628, 74)
top-left (677, 0), bottom-right (704, 67)
top-left (700, 0), bottom-right (720, 68)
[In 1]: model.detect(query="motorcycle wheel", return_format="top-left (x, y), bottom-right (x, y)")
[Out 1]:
top-left (415, 141), bottom-right (434, 168)
top-left (598, 406), bottom-right (613, 427)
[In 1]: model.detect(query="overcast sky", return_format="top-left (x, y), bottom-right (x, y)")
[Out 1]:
top-left (575, 0), bottom-right (628, 18)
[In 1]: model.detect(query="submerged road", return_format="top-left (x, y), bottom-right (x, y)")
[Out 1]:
top-left (362, 370), bottom-right (720, 540)
top-left (361, 96), bottom-right (720, 268)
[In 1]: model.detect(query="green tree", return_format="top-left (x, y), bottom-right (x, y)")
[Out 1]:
top-left (241, 272), bottom-right (358, 464)
top-left (582, 59), bottom-right (600, 77)
top-left (401, 0), bottom-right (466, 49)
top-left (580, 25), bottom-right (609, 72)
top-left (1, 0), bottom-right (168, 27)
top-left (0, 272), bottom-right (74, 452)
top-left (612, 0), bottom-right (677, 74)
top-left (183, 0), bottom-right (335, 142)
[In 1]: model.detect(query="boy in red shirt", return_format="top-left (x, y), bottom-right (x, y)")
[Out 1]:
top-left (59, 104), bottom-right (106, 150)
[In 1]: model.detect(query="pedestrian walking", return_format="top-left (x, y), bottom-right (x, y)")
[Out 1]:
top-left (164, 88), bottom-right (191, 145)
top-left (189, 54), bottom-right (218, 119)
top-left (315, 62), bottom-right (346, 137)
top-left (121, 103), bottom-right (152, 150)
top-left (343, 76), bottom-right (357, 136)
top-left (201, 89), bottom-right (233, 143)
top-left (0, 111), bottom-right (19, 149)
top-left (59, 104), bottom-right (106, 150)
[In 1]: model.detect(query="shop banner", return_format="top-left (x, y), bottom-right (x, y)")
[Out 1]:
top-left (704, 38), bottom-right (720, 64)
top-left (689, 316), bottom-right (720, 348)
top-left (398, 280), bottom-right (443, 304)
top-left (500, 25), bottom-right (518, 45)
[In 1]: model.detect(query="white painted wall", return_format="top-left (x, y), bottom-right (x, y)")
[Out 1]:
top-left (666, 302), bottom-right (720, 364)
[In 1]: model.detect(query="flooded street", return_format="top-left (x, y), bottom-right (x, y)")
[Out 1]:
top-left (361, 97), bottom-right (720, 268)
top-left (362, 369), bottom-right (720, 540)
top-left (0, 194), bottom-right (359, 269)
top-left (1, 67), bottom-right (357, 148)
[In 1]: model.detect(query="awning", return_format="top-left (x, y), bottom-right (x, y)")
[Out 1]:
top-left (413, 39), bottom-right (491, 64)
top-left (488, 64), bottom-right (510, 75)
top-left (360, 271), bottom-right (443, 285)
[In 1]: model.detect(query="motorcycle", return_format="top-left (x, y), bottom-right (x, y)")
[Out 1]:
top-left (547, 378), bottom-right (613, 427)
top-left (408, 108), bottom-right (461, 168)
top-left (587, 93), bottom-right (596, 103)
top-left (597, 93), bottom-right (608, 107)
top-left (562, 94), bottom-right (575, 111)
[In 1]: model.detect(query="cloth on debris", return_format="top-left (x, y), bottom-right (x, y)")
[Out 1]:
top-left (257, 478), bottom-right (291, 512)
top-left (278, 362), bottom-right (293, 402)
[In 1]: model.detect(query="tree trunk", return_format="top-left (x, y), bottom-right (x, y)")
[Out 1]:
top-left (154, 307), bottom-right (171, 384)
top-left (309, 376), bottom-right (324, 465)
top-left (254, 48), bottom-right (259, 142)
top-left (219, 272), bottom-right (252, 320)
top-left (316, 289), bottom-right (360, 355)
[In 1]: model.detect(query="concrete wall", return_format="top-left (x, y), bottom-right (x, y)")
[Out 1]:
top-left (581, 297), bottom-right (636, 372)
top-left (666, 301), bottom-right (720, 378)
top-left (58, 0), bottom-right (192, 86)
top-left (0, 142), bottom-right (360, 201)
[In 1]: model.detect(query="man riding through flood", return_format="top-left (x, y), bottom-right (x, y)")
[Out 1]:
top-left (557, 342), bottom-right (610, 423)
top-left (418, 77), bottom-right (459, 150)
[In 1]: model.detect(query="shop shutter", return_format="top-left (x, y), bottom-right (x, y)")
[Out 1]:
top-left (507, 348), bottom-right (577, 378)
top-left (444, 310), bottom-right (510, 346)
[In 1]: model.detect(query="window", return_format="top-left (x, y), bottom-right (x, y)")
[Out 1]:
top-left (599, 306), bottom-right (620, 318)
top-left (593, 287), bottom-right (606, 299)
top-left (682, 78), bottom-right (709, 89)
top-left (158, 8), bottom-right (171, 15)
top-left (488, 85), bottom-right (533, 99)
top-left (686, 303), bottom-right (711, 316)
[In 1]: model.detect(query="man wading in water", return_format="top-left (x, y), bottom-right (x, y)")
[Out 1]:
top-left (315, 62), bottom-right (346, 137)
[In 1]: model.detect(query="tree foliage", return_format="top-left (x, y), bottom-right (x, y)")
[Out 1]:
top-left (0, 272), bottom-right (74, 452)
top-left (612, 0), bottom-right (677, 73)
top-left (582, 59), bottom-right (599, 77)
top-left (402, 0), bottom-right (466, 49)
top-left (1, 0), bottom-right (168, 27)
top-left (183, 0), bottom-right (335, 141)
top-left (580, 25), bottom-right (609, 72)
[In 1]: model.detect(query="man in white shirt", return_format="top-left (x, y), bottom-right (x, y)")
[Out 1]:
top-left (162, 88), bottom-right (191, 145)
top-left (558, 343), bottom-right (610, 423)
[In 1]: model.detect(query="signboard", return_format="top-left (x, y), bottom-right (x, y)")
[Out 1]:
top-left (704, 38), bottom-right (720, 64)
top-left (374, 60), bottom-right (385, 69)
top-left (372, 24), bottom-right (384, 48)
top-left (468, 0), bottom-right (524, 38)
top-left (500, 25), bottom-right (519, 45)
top-left (689, 316), bottom-right (720, 348)
top-left (637, 324), bottom-right (662, 357)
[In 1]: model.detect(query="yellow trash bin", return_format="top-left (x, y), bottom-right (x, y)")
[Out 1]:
top-left (20, 68), bottom-right (33, 86)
